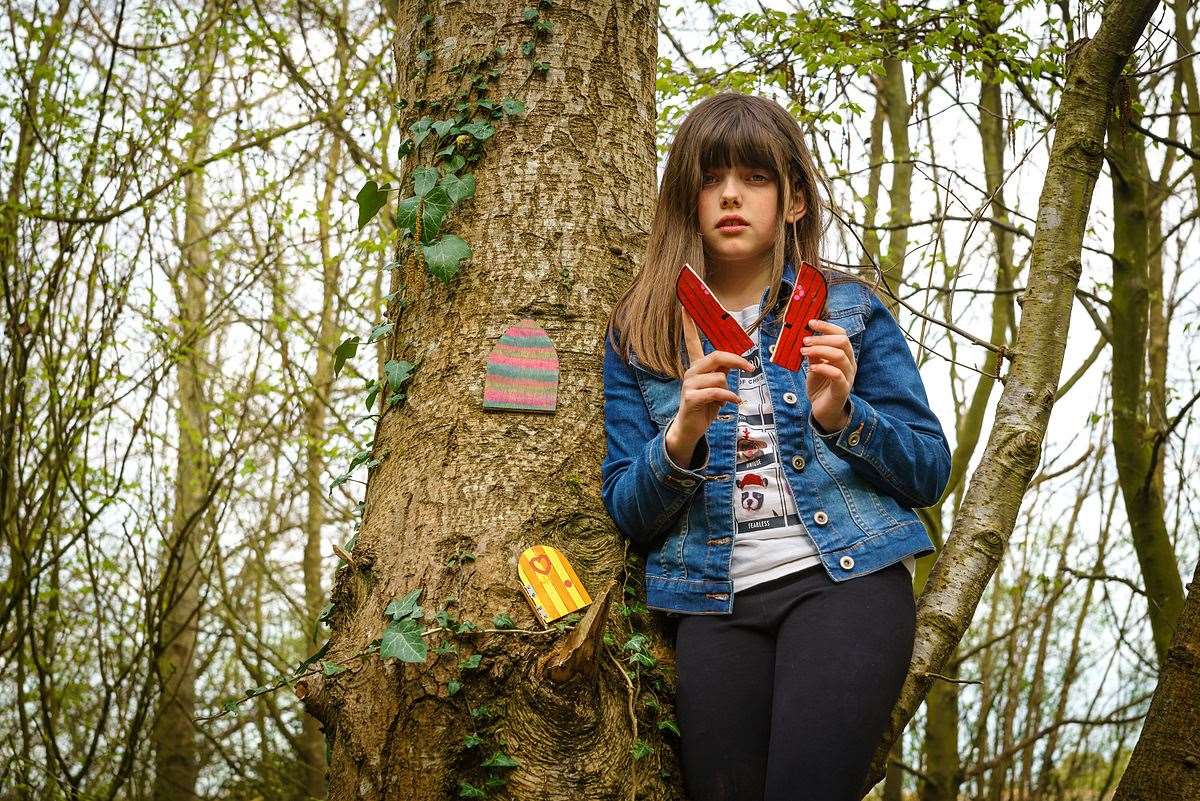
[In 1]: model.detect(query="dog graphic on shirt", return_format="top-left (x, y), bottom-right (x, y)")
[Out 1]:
top-left (737, 473), bottom-right (769, 511)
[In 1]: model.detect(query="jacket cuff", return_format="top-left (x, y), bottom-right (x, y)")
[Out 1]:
top-left (813, 394), bottom-right (873, 454)
top-left (651, 421), bottom-right (709, 491)
top-left (811, 398), bottom-right (856, 442)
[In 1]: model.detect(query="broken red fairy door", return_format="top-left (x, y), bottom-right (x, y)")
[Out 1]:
top-left (769, 261), bottom-right (827, 371)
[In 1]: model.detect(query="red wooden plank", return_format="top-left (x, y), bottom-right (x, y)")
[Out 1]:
top-left (770, 261), bottom-right (828, 371)
top-left (675, 264), bottom-right (755, 357)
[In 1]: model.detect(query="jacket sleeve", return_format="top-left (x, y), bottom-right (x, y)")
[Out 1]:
top-left (810, 292), bottom-right (952, 508)
top-left (600, 331), bottom-right (709, 552)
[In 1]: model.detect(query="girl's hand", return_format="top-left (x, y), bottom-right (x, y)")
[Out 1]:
top-left (802, 319), bottom-right (856, 433)
top-left (665, 311), bottom-right (753, 465)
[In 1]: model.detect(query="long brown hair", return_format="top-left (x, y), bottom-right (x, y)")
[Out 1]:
top-left (607, 91), bottom-right (835, 378)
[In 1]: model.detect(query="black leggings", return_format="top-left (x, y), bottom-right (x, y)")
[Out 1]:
top-left (671, 561), bottom-right (915, 801)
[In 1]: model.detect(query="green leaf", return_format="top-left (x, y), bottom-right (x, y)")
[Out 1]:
top-left (441, 173), bottom-right (476, 204)
top-left (410, 116), bottom-right (433, 148)
top-left (463, 732), bottom-right (483, 748)
top-left (413, 166), bottom-right (439, 197)
top-left (321, 660), bottom-right (346, 676)
top-left (384, 359), bottom-right (415, 392)
top-left (457, 781), bottom-right (486, 799)
top-left (459, 121), bottom-right (495, 141)
top-left (431, 118), bottom-right (455, 139)
top-left (491, 612), bottom-right (514, 629)
top-left (657, 719), bottom-right (681, 737)
top-left (482, 751), bottom-right (519, 769)
top-left (385, 588), bottom-right (424, 621)
top-left (364, 379), bottom-right (380, 412)
top-left (433, 641), bottom-right (458, 655)
top-left (318, 602), bottom-right (335, 622)
top-left (367, 321), bottom-right (394, 343)
top-left (395, 184), bottom-right (453, 244)
top-left (448, 679), bottom-right (462, 695)
top-left (631, 739), bottom-right (653, 760)
top-left (522, 7), bottom-right (538, 22)
top-left (501, 97), bottom-right (525, 116)
top-left (421, 234), bottom-right (472, 283)
top-left (355, 180), bottom-right (390, 229)
top-left (460, 653), bottom-right (482, 671)
top-left (380, 618), bottom-right (427, 663)
top-left (334, 336), bottom-right (359, 377)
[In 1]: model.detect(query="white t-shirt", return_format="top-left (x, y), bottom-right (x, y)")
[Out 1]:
top-left (727, 303), bottom-right (915, 592)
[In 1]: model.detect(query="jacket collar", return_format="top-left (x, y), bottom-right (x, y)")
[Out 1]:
top-left (757, 259), bottom-right (798, 314)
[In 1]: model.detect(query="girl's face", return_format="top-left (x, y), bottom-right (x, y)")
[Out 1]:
top-left (697, 163), bottom-right (802, 270)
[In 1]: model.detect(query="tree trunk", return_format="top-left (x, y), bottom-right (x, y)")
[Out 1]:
top-left (302, 2), bottom-right (661, 798)
top-left (863, 0), bottom-right (1164, 789)
top-left (153, 25), bottom-right (218, 801)
top-left (1112, 562), bottom-right (1200, 800)
top-left (1106, 76), bottom-right (1184, 662)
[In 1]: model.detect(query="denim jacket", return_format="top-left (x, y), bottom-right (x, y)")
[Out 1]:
top-left (600, 260), bottom-right (951, 615)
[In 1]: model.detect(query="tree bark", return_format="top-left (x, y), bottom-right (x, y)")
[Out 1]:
top-left (1106, 76), bottom-right (1184, 662)
top-left (153, 22), bottom-right (218, 801)
top-left (1112, 562), bottom-right (1200, 800)
top-left (304, 2), bottom-right (661, 798)
top-left (863, 0), bottom-right (1165, 789)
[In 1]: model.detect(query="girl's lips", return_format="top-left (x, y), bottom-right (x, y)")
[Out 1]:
top-left (717, 223), bottom-right (749, 233)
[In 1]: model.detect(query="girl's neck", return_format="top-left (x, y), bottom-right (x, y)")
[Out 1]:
top-left (704, 255), bottom-right (774, 311)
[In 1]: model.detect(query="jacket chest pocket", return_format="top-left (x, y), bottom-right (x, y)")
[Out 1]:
top-left (827, 310), bottom-right (867, 363)
top-left (632, 364), bottom-right (681, 427)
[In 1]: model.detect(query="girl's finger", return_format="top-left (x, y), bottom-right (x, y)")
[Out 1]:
top-left (806, 320), bottom-right (855, 365)
top-left (802, 344), bottom-right (852, 368)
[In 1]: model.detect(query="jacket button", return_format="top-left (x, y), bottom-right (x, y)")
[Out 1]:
top-left (839, 555), bottom-right (855, 570)
top-left (782, 391), bottom-right (797, 404)
top-left (847, 432), bottom-right (860, 446)
top-left (791, 454), bottom-right (805, 471)
top-left (814, 510), bottom-right (829, 525)
top-left (768, 343), bottom-right (776, 355)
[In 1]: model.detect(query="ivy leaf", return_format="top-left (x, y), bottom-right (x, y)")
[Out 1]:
top-left (355, 181), bottom-right (390, 230)
top-left (384, 359), bottom-right (415, 392)
top-left (396, 138), bottom-right (414, 159)
top-left (409, 116), bottom-right (433, 148)
top-left (491, 612), bottom-right (514, 629)
top-left (380, 617), bottom-right (427, 663)
top-left (657, 719), bottom-right (681, 736)
top-left (463, 732), bottom-right (483, 748)
top-left (631, 739), bottom-right (653, 760)
top-left (413, 166), bottom-right (439, 197)
top-left (321, 660), bottom-right (346, 676)
top-left (448, 679), bottom-right (462, 696)
top-left (441, 173), bottom-right (476, 204)
top-left (431, 118), bottom-right (455, 139)
top-left (421, 234), bottom-right (472, 283)
top-left (460, 653), bottom-right (482, 671)
top-left (385, 588), bottom-right (424, 621)
top-left (395, 184), bottom-right (453, 244)
top-left (364, 379), bottom-right (379, 412)
top-left (482, 751), bottom-right (519, 769)
top-left (334, 336), bottom-right (359, 377)
top-left (457, 781), bottom-right (486, 798)
top-left (367, 321), bottom-right (394, 343)
top-left (522, 7), bottom-right (538, 22)
top-left (501, 98), bottom-right (525, 116)
top-left (459, 121), bottom-right (495, 141)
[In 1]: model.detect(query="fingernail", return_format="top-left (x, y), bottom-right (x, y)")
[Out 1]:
top-left (803, 337), bottom-right (812, 344)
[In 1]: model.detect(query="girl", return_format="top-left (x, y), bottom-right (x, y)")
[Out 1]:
top-left (600, 92), bottom-right (951, 801)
